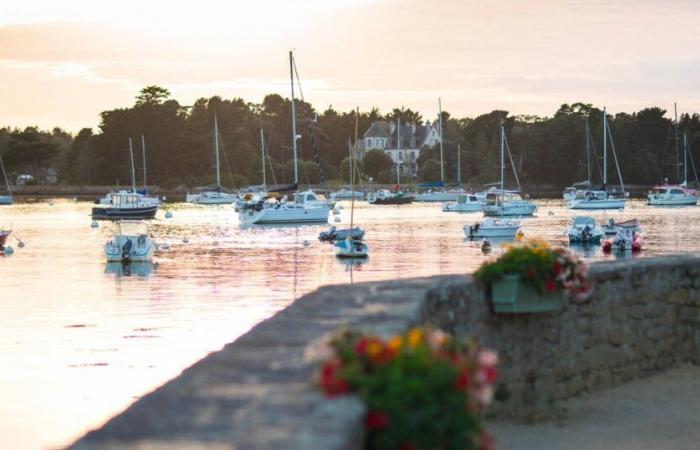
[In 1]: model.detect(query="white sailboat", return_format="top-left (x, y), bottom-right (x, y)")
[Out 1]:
top-left (331, 140), bottom-right (364, 200)
top-left (238, 51), bottom-right (329, 225)
top-left (482, 125), bottom-right (536, 217)
top-left (465, 123), bottom-right (522, 239)
top-left (0, 153), bottom-right (12, 205)
top-left (336, 109), bottom-right (368, 258)
top-left (567, 108), bottom-right (626, 210)
top-left (97, 135), bottom-right (160, 206)
top-left (187, 114), bottom-right (238, 205)
top-left (648, 104), bottom-right (699, 206)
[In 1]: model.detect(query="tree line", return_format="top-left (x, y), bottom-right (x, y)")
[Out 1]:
top-left (1, 86), bottom-right (700, 189)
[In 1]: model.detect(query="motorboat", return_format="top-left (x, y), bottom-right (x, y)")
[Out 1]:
top-left (330, 188), bottom-right (364, 200)
top-left (238, 189), bottom-right (329, 225)
top-left (104, 221), bottom-right (155, 263)
top-left (96, 190), bottom-right (160, 206)
top-left (647, 185), bottom-right (698, 206)
top-left (318, 226), bottom-right (365, 242)
top-left (567, 216), bottom-right (605, 244)
top-left (463, 218), bottom-right (520, 239)
top-left (602, 228), bottom-right (643, 253)
top-left (567, 189), bottom-right (625, 210)
top-left (601, 217), bottom-right (640, 236)
top-left (367, 189), bottom-right (414, 205)
top-left (92, 191), bottom-right (158, 220)
top-left (442, 193), bottom-right (484, 212)
top-left (335, 237), bottom-right (368, 258)
top-left (482, 190), bottom-right (536, 216)
top-left (0, 154), bottom-right (12, 205)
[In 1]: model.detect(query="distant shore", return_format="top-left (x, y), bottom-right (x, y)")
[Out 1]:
top-left (6, 183), bottom-right (655, 201)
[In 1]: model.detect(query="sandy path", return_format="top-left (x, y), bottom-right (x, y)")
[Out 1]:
top-left (491, 365), bottom-right (700, 450)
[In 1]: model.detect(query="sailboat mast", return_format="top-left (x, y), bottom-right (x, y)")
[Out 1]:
top-left (457, 143), bottom-right (461, 186)
top-left (397, 117), bottom-right (401, 185)
top-left (602, 107), bottom-right (607, 188)
top-left (289, 51), bottom-right (299, 185)
top-left (438, 98), bottom-right (444, 183)
top-left (141, 135), bottom-right (147, 191)
top-left (684, 132), bottom-right (689, 185)
top-left (500, 124), bottom-right (504, 217)
top-left (347, 139), bottom-right (352, 182)
top-left (260, 127), bottom-right (267, 191)
top-left (351, 107), bottom-right (359, 231)
top-left (128, 137), bottom-right (136, 192)
top-left (585, 116), bottom-right (591, 186)
top-left (214, 113), bottom-right (221, 187)
top-left (0, 155), bottom-right (11, 195)
top-left (675, 102), bottom-right (680, 183)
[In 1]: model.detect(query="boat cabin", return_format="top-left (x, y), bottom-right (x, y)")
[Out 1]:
top-left (456, 194), bottom-right (480, 203)
top-left (485, 190), bottom-right (524, 205)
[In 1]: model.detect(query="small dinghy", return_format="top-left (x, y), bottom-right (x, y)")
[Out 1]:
top-left (104, 221), bottom-right (155, 263)
top-left (335, 237), bottom-right (368, 258)
top-left (602, 228), bottom-right (643, 253)
top-left (601, 218), bottom-right (640, 236)
top-left (318, 226), bottom-right (365, 242)
top-left (464, 218), bottom-right (520, 239)
top-left (0, 229), bottom-right (11, 254)
top-left (567, 216), bottom-right (605, 244)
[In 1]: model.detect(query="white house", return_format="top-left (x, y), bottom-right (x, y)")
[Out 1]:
top-left (361, 120), bottom-right (441, 176)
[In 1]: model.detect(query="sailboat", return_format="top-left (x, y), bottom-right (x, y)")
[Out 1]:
top-left (567, 108), bottom-right (626, 209)
top-left (238, 51), bottom-right (329, 225)
top-left (482, 125), bottom-right (536, 216)
top-left (92, 138), bottom-right (159, 220)
top-left (187, 114), bottom-right (238, 205)
top-left (336, 109), bottom-right (368, 258)
top-left (0, 153), bottom-right (12, 205)
top-left (648, 104), bottom-right (699, 206)
top-left (96, 135), bottom-right (160, 206)
top-left (465, 123), bottom-right (522, 239)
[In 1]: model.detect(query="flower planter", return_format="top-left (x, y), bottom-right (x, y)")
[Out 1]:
top-left (490, 274), bottom-right (563, 314)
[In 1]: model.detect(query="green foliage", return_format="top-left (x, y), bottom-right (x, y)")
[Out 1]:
top-left (419, 159), bottom-right (441, 181)
top-left (363, 150), bottom-right (394, 179)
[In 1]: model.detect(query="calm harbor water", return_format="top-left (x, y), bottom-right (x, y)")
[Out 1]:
top-left (1, 198), bottom-right (698, 449)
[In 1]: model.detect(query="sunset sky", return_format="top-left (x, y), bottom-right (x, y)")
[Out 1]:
top-left (1, 0), bottom-right (699, 132)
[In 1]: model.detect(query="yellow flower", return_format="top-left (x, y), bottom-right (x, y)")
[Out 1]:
top-left (387, 335), bottom-right (403, 351)
top-left (407, 328), bottom-right (423, 348)
top-left (366, 340), bottom-right (383, 358)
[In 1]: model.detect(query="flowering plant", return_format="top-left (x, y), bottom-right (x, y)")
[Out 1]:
top-left (473, 241), bottom-right (592, 301)
top-left (317, 327), bottom-right (497, 450)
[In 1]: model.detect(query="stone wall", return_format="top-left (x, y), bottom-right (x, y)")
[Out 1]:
top-left (72, 255), bottom-right (700, 449)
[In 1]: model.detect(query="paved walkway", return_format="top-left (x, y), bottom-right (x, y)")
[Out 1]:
top-left (491, 365), bottom-right (700, 450)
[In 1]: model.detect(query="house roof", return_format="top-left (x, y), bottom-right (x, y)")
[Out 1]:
top-left (363, 121), bottom-right (391, 138)
top-left (363, 120), bottom-right (438, 149)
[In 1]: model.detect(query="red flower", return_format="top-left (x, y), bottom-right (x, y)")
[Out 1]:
top-left (399, 443), bottom-right (418, 450)
top-left (527, 267), bottom-right (535, 278)
top-left (354, 338), bottom-right (369, 355)
top-left (552, 261), bottom-right (562, 275)
top-left (366, 410), bottom-right (390, 430)
top-left (454, 369), bottom-right (470, 391)
top-left (479, 366), bottom-right (497, 384)
top-left (476, 431), bottom-right (495, 450)
top-left (544, 278), bottom-right (557, 292)
top-left (320, 360), bottom-right (348, 397)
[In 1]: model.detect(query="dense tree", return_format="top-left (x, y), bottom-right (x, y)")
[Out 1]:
top-left (362, 150), bottom-right (394, 180)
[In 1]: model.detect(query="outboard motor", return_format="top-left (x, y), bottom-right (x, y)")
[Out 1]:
top-left (582, 225), bottom-right (591, 241)
top-left (121, 239), bottom-right (133, 263)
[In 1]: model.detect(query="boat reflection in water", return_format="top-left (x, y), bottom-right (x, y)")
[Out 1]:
top-left (104, 262), bottom-right (155, 277)
top-left (567, 242), bottom-right (601, 259)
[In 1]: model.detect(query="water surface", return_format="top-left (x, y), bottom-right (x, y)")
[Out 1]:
top-left (0, 199), bottom-right (697, 449)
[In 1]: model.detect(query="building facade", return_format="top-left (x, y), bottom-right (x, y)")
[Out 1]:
top-left (360, 120), bottom-right (441, 177)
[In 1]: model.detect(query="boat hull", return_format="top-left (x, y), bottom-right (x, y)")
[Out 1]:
top-left (239, 206), bottom-right (329, 224)
top-left (331, 191), bottom-right (364, 200)
top-left (647, 196), bottom-right (698, 206)
top-left (0, 195), bottom-right (12, 205)
top-left (187, 192), bottom-right (237, 205)
top-left (104, 235), bottom-right (155, 262)
top-left (442, 202), bottom-right (483, 212)
top-left (0, 230), bottom-right (10, 247)
top-left (463, 222), bottom-right (519, 239)
top-left (335, 239), bottom-right (368, 258)
top-left (368, 196), bottom-right (414, 205)
top-left (483, 203), bottom-right (536, 216)
top-left (567, 199), bottom-right (625, 210)
top-left (92, 205), bottom-right (158, 221)
top-left (415, 193), bottom-right (458, 202)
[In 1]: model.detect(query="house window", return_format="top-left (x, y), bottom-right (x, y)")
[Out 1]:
top-left (399, 151), bottom-right (403, 160)
top-left (409, 151), bottom-right (415, 160)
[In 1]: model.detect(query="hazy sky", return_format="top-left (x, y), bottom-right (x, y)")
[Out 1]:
top-left (1, 0), bottom-right (699, 131)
